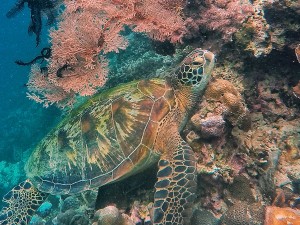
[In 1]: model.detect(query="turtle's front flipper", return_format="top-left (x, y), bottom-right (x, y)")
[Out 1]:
top-left (0, 180), bottom-right (48, 225)
top-left (154, 140), bottom-right (197, 225)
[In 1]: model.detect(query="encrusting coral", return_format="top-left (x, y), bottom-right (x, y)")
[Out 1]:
top-left (220, 201), bottom-right (265, 225)
top-left (92, 206), bottom-right (125, 225)
top-left (92, 202), bottom-right (152, 225)
top-left (265, 206), bottom-right (300, 225)
top-left (199, 78), bottom-right (251, 131)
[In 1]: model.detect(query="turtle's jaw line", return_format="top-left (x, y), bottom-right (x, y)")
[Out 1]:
top-left (203, 50), bottom-right (215, 76)
top-left (204, 51), bottom-right (215, 64)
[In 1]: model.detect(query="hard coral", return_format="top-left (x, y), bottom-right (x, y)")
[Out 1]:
top-left (205, 79), bottom-right (251, 131)
top-left (56, 209), bottom-right (89, 225)
top-left (191, 115), bottom-right (225, 138)
top-left (130, 201), bottom-right (151, 225)
top-left (265, 206), bottom-right (300, 225)
top-left (92, 205), bottom-right (136, 225)
top-left (235, 0), bottom-right (300, 57)
top-left (235, 0), bottom-right (272, 57)
top-left (93, 206), bottom-right (124, 225)
top-left (220, 201), bottom-right (265, 225)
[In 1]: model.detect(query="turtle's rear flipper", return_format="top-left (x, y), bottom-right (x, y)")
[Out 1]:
top-left (0, 180), bottom-right (48, 225)
top-left (153, 140), bottom-right (197, 225)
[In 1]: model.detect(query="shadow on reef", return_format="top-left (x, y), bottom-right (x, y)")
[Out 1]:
top-left (243, 47), bottom-right (300, 115)
top-left (95, 166), bottom-right (157, 212)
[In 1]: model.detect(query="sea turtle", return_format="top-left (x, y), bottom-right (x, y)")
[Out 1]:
top-left (0, 49), bottom-right (215, 225)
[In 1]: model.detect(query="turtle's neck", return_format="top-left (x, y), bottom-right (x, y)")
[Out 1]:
top-left (167, 76), bottom-right (206, 112)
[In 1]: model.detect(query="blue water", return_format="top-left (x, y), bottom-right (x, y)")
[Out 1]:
top-left (0, 1), bottom-right (60, 189)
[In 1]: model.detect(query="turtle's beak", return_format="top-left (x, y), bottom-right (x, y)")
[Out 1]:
top-left (204, 51), bottom-right (215, 64)
top-left (203, 50), bottom-right (215, 76)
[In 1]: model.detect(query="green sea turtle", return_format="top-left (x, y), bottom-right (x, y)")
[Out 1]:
top-left (0, 49), bottom-right (215, 225)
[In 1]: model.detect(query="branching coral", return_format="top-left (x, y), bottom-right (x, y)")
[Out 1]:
top-left (27, 0), bottom-right (188, 107)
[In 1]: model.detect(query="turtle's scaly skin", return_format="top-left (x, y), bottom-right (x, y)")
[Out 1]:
top-left (0, 49), bottom-right (215, 225)
top-left (0, 180), bottom-right (47, 224)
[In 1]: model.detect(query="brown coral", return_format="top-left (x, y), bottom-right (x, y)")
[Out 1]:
top-left (204, 79), bottom-right (251, 131)
top-left (205, 79), bottom-right (240, 99)
top-left (220, 201), bottom-right (265, 225)
top-left (92, 206), bottom-right (125, 225)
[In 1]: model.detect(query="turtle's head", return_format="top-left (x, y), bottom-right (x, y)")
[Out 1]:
top-left (171, 49), bottom-right (215, 92)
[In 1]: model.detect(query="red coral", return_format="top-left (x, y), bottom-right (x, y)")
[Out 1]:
top-left (197, 0), bottom-right (254, 41)
top-left (28, 0), bottom-right (255, 107)
top-left (28, 0), bottom-right (187, 107)
top-left (27, 65), bottom-right (75, 108)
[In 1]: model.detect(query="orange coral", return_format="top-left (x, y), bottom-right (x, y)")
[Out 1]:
top-left (205, 79), bottom-right (240, 99)
top-left (265, 206), bottom-right (300, 225)
top-left (204, 79), bottom-right (251, 131)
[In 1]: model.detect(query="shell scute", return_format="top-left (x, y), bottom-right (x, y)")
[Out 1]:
top-left (137, 79), bottom-right (167, 99)
top-left (111, 88), bottom-right (154, 157)
top-left (151, 97), bottom-right (171, 122)
top-left (140, 120), bottom-right (159, 150)
top-left (26, 79), bottom-right (171, 194)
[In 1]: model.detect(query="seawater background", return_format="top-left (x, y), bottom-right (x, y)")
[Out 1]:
top-left (0, 1), bottom-right (60, 199)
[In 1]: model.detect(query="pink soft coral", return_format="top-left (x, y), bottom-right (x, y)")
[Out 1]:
top-left (197, 0), bottom-right (254, 41)
top-left (28, 0), bottom-right (187, 107)
top-left (27, 0), bottom-right (255, 107)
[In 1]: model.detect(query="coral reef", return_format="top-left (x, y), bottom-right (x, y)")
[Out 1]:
top-left (191, 204), bottom-right (220, 225)
top-left (293, 81), bottom-right (300, 99)
top-left (92, 206), bottom-right (124, 225)
top-left (19, 0), bottom-right (299, 108)
top-left (26, 0), bottom-right (188, 107)
top-left (265, 206), bottom-right (300, 225)
top-left (1, 0), bottom-right (300, 224)
top-left (191, 115), bottom-right (226, 139)
top-left (236, 0), bottom-right (300, 57)
top-left (36, 201), bottom-right (52, 218)
top-left (130, 201), bottom-right (152, 225)
top-left (234, 0), bottom-right (272, 57)
top-left (60, 196), bottom-right (80, 213)
top-left (92, 203), bottom-right (152, 225)
top-left (55, 209), bottom-right (89, 225)
top-left (203, 78), bottom-right (251, 130)
top-left (196, 0), bottom-right (254, 42)
top-left (220, 201), bottom-right (265, 225)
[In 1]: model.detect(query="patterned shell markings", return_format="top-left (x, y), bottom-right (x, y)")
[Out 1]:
top-left (25, 79), bottom-right (176, 195)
